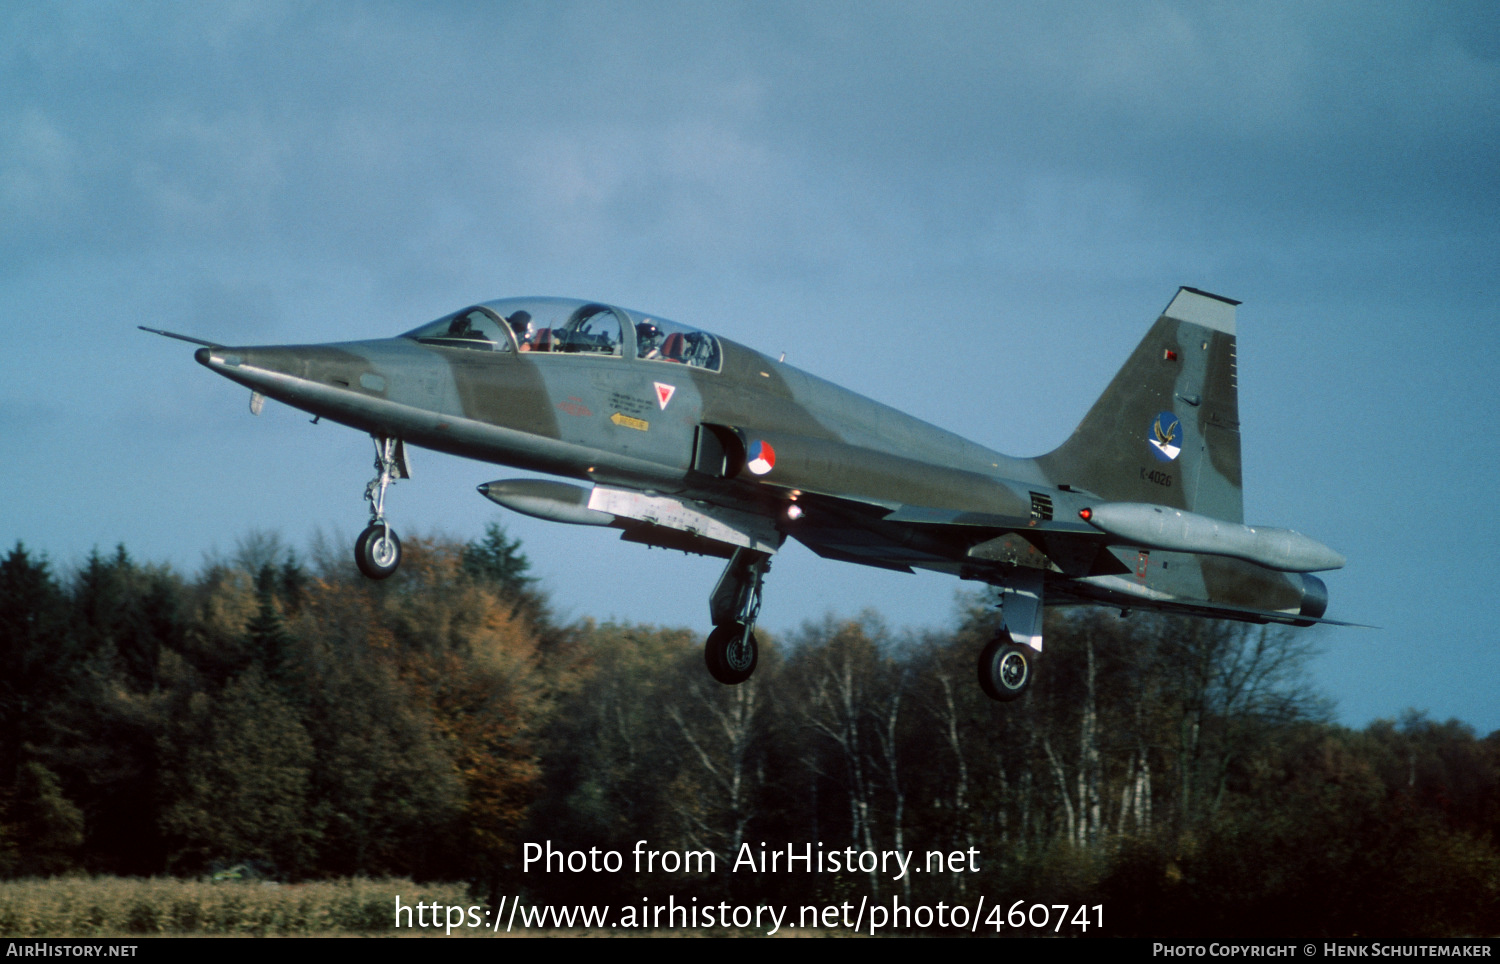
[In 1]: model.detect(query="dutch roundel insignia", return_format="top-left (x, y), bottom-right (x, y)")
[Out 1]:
top-left (746, 440), bottom-right (776, 475)
top-left (1148, 411), bottom-right (1182, 462)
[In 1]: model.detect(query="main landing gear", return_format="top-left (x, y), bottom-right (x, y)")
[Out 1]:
top-left (704, 548), bottom-right (770, 685)
top-left (976, 569), bottom-right (1044, 702)
top-left (354, 435), bottom-right (409, 580)
top-left (978, 635), bottom-right (1033, 702)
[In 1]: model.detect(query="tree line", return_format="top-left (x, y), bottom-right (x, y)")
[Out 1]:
top-left (1, 532), bottom-right (1496, 936)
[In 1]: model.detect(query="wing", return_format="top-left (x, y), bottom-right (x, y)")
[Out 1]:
top-left (782, 490), bottom-right (1112, 580)
top-left (773, 489), bottom-right (1343, 628)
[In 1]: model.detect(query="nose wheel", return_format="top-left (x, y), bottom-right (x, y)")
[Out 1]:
top-left (355, 435), bottom-right (409, 580)
top-left (355, 523), bottom-right (402, 579)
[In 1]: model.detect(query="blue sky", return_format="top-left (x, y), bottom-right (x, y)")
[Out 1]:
top-left (3, 2), bottom-right (1497, 731)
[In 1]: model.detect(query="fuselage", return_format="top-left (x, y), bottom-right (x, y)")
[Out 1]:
top-left (192, 294), bottom-right (1335, 627)
top-left (195, 297), bottom-right (1044, 512)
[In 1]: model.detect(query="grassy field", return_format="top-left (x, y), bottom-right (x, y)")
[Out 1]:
top-left (0, 876), bottom-right (472, 936)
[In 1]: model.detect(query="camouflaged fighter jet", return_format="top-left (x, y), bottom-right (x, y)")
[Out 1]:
top-left (143, 287), bottom-right (1347, 701)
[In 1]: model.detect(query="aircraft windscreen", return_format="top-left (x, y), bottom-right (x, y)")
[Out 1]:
top-left (549, 304), bottom-right (623, 356)
top-left (430, 298), bottom-right (625, 357)
top-left (403, 298), bottom-right (721, 371)
top-left (403, 306), bottom-right (516, 352)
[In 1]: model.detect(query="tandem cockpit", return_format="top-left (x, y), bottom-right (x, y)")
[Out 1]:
top-left (402, 297), bottom-right (723, 372)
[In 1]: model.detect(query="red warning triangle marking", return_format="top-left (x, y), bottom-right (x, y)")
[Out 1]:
top-left (654, 382), bottom-right (676, 410)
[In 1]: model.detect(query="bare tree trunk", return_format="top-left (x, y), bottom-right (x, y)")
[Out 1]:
top-left (667, 677), bottom-right (760, 860)
top-left (933, 671), bottom-right (976, 896)
top-left (1077, 633), bottom-right (1102, 847)
top-left (1042, 733), bottom-right (1076, 845)
top-left (805, 645), bottom-right (879, 896)
top-left (873, 684), bottom-right (908, 902)
top-left (1116, 746), bottom-right (1153, 836)
top-left (1136, 747), bottom-right (1152, 833)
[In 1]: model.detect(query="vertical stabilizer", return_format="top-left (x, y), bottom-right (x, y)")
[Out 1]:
top-left (1035, 287), bottom-right (1244, 523)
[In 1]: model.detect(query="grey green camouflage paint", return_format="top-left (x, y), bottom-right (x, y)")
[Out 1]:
top-left (184, 288), bottom-right (1335, 628)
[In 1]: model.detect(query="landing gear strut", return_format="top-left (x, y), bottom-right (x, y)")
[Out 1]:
top-left (977, 568), bottom-right (1044, 702)
top-left (704, 548), bottom-right (769, 685)
top-left (354, 435), bottom-right (408, 580)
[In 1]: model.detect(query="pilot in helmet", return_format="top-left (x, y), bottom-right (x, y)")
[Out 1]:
top-left (507, 310), bottom-right (533, 347)
top-left (635, 321), bottom-right (663, 359)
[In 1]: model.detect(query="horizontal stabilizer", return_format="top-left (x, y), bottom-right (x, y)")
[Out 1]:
top-left (1172, 600), bottom-right (1373, 629)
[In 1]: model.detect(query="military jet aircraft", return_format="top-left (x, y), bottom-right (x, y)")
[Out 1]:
top-left (143, 287), bottom-right (1347, 701)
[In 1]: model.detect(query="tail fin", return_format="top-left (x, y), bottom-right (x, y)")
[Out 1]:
top-left (1035, 287), bottom-right (1243, 523)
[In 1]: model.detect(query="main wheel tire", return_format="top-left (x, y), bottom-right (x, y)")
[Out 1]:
top-left (978, 635), bottom-right (1033, 702)
top-left (355, 524), bottom-right (402, 580)
top-left (704, 623), bottom-right (758, 685)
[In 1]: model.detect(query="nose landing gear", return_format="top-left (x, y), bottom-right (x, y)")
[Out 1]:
top-left (355, 523), bottom-right (401, 580)
top-left (355, 435), bottom-right (410, 580)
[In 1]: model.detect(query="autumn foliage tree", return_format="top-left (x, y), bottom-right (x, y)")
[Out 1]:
top-left (0, 528), bottom-right (563, 889)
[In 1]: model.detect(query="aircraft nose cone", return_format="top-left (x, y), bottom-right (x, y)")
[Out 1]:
top-left (194, 347), bottom-right (211, 366)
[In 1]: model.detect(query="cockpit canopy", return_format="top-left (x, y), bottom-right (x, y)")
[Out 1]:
top-left (402, 297), bottom-right (722, 372)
